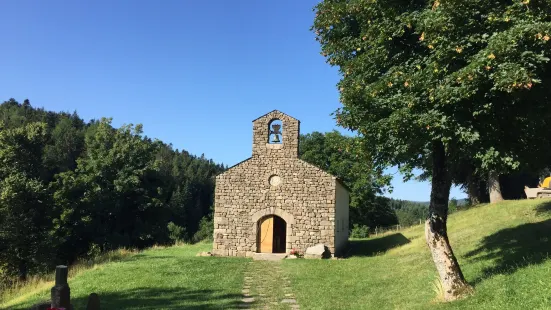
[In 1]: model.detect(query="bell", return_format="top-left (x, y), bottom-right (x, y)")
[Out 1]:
top-left (272, 134), bottom-right (281, 143)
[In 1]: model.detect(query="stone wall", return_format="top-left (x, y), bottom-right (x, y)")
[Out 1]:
top-left (213, 110), bottom-right (346, 257)
top-left (334, 181), bottom-right (350, 255)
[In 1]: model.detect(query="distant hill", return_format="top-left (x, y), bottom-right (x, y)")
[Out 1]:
top-left (395, 198), bottom-right (469, 207)
top-left (387, 197), bottom-right (470, 227)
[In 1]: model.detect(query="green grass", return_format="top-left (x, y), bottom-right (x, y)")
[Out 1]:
top-left (3, 200), bottom-right (551, 309)
top-left (1, 243), bottom-right (247, 310)
top-left (282, 199), bottom-right (551, 309)
top-left (1, 248), bottom-right (138, 306)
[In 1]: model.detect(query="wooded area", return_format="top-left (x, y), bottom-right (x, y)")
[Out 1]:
top-left (0, 98), bottom-right (223, 285)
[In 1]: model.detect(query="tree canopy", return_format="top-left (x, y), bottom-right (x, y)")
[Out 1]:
top-left (299, 131), bottom-right (397, 228)
top-left (0, 99), bottom-right (223, 285)
top-left (314, 0), bottom-right (551, 178)
top-left (312, 0), bottom-right (551, 300)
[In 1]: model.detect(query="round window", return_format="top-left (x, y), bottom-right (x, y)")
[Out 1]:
top-left (269, 175), bottom-right (282, 186)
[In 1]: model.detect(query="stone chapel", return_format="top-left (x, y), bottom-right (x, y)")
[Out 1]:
top-left (212, 110), bottom-right (349, 257)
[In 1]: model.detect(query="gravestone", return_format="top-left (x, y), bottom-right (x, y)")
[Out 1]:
top-left (305, 244), bottom-right (331, 259)
top-left (51, 265), bottom-right (71, 309)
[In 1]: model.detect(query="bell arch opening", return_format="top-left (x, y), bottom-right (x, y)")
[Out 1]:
top-left (257, 215), bottom-right (287, 253)
top-left (268, 119), bottom-right (283, 144)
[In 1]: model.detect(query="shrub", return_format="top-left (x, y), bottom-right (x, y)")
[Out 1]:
top-left (167, 222), bottom-right (187, 244)
top-left (350, 224), bottom-right (370, 239)
top-left (192, 217), bottom-right (213, 243)
top-left (86, 243), bottom-right (102, 260)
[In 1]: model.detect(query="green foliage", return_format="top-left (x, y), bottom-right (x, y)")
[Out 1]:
top-left (449, 197), bottom-right (458, 213)
top-left (43, 115), bottom-right (85, 179)
top-left (0, 99), bottom-right (223, 285)
top-left (393, 201), bottom-right (428, 227)
top-left (192, 216), bottom-right (214, 243)
top-left (350, 224), bottom-right (370, 239)
top-left (299, 131), bottom-right (397, 228)
top-left (53, 118), bottom-right (166, 255)
top-left (390, 198), bottom-right (462, 226)
top-left (167, 222), bottom-right (187, 244)
top-left (0, 123), bottom-right (54, 281)
top-left (313, 2), bottom-right (551, 290)
top-left (312, 0), bottom-right (551, 178)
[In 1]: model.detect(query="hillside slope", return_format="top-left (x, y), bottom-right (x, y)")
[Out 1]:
top-left (3, 200), bottom-right (551, 309)
top-left (283, 199), bottom-right (551, 309)
top-left (1, 243), bottom-right (247, 309)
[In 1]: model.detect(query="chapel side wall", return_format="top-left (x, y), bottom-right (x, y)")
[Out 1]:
top-left (334, 181), bottom-right (350, 255)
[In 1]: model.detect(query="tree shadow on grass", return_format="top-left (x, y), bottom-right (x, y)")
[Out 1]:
top-left (535, 200), bottom-right (551, 215)
top-left (345, 233), bottom-right (410, 257)
top-left (15, 287), bottom-right (244, 310)
top-left (465, 204), bottom-right (551, 285)
top-left (123, 254), bottom-right (175, 262)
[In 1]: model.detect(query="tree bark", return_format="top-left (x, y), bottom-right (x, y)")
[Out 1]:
top-left (425, 141), bottom-right (471, 301)
top-left (488, 171), bottom-right (504, 203)
top-left (465, 167), bottom-right (480, 205)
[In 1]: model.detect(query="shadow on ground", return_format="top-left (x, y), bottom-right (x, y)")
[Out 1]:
top-left (465, 203), bottom-right (551, 284)
top-left (536, 200), bottom-right (551, 215)
top-left (345, 233), bottom-right (410, 257)
top-left (15, 287), bottom-right (242, 310)
top-left (123, 254), bottom-right (175, 262)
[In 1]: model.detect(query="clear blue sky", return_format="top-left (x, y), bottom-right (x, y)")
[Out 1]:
top-left (0, 0), bottom-right (465, 201)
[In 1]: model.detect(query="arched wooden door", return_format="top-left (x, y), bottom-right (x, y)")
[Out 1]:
top-left (257, 215), bottom-right (286, 253)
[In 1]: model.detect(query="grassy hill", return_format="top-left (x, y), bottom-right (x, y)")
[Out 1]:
top-left (3, 199), bottom-right (551, 309)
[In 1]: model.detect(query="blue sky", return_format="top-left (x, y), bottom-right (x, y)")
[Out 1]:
top-left (0, 0), bottom-right (465, 201)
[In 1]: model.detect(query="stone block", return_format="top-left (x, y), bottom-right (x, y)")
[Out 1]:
top-left (305, 244), bottom-right (331, 259)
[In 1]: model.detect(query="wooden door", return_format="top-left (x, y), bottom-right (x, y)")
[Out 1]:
top-left (259, 216), bottom-right (274, 253)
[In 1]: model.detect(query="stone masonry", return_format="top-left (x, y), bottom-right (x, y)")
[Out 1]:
top-left (213, 110), bottom-right (349, 257)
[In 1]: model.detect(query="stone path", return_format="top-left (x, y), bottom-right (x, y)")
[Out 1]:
top-left (239, 260), bottom-right (300, 309)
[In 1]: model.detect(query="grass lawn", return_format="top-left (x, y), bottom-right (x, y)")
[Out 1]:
top-left (282, 199), bottom-right (551, 309)
top-left (3, 200), bottom-right (551, 309)
top-left (1, 243), bottom-right (248, 310)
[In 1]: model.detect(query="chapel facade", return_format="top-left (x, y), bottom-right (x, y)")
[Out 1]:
top-left (212, 110), bottom-right (349, 257)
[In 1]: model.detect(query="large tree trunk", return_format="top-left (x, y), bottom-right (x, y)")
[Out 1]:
top-left (425, 141), bottom-right (471, 301)
top-left (466, 167), bottom-right (480, 205)
top-left (488, 171), bottom-right (504, 203)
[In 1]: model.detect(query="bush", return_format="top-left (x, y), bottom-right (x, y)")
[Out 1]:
top-left (192, 217), bottom-right (213, 243)
top-left (167, 222), bottom-right (187, 244)
top-left (86, 243), bottom-right (102, 260)
top-left (449, 198), bottom-right (458, 214)
top-left (350, 224), bottom-right (370, 239)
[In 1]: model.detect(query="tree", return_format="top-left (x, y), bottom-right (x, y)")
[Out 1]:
top-left (313, 0), bottom-right (551, 300)
top-left (299, 131), bottom-right (396, 228)
top-left (53, 119), bottom-right (166, 258)
top-left (43, 116), bottom-right (85, 179)
top-left (0, 123), bottom-right (53, 281)
top-left (0, 100), bottom-right (225, 284)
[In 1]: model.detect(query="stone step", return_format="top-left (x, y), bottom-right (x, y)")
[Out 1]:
top-left (252, 253), bottom-right (287, 261)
